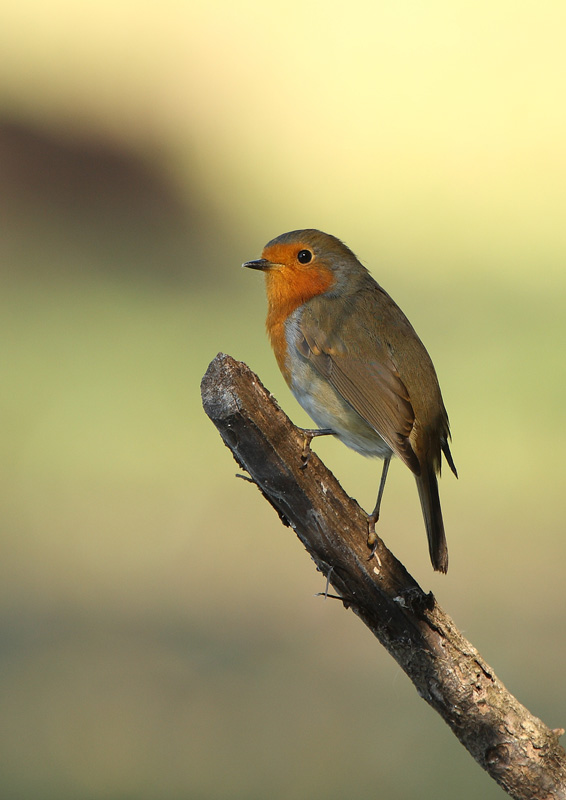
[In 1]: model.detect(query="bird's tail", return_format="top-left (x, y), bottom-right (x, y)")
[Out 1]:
top-left (415, 466), bottom-right (448, 573)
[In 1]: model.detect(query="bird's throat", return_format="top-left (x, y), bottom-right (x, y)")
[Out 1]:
top-left (264, 265), bottom-right (334, 384)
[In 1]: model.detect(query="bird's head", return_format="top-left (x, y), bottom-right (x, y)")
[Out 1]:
top-left (243, 229), bottom-right (367, 310)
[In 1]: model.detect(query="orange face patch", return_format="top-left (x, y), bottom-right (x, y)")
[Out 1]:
top-left (261, 242), bottom-right (335, 383)
top-left (262, 242), bottom-right (335, 318)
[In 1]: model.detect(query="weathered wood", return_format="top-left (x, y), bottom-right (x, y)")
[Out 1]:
top-left (201, 352), bottom-right (566, 800)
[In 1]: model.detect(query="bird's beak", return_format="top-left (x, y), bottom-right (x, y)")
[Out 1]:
top-left (242, 258), bottom-right (275, 271)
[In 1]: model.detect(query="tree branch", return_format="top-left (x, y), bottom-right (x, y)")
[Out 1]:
top-left (201, 352), bottom-right (566, 800)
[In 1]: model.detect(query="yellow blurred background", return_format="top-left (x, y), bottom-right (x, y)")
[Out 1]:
top-left (1, 1), bottom-right (565, 798)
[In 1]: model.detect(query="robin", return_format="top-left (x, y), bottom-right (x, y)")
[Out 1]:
top-left (243, 229), bottom-right (457, 572)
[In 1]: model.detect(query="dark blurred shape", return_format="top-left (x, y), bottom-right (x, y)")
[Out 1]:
top-left (0, 117), bottom-right (219, 284)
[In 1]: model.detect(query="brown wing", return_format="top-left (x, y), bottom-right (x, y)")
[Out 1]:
top-left (298, 305), bottom-right (421, 475)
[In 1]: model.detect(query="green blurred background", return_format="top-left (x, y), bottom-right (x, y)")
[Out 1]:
top-left (1, 1), bottom-right (565, 798)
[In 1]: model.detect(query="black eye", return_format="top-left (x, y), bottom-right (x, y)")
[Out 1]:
top-left (297, 249), bottom-right (313, 264)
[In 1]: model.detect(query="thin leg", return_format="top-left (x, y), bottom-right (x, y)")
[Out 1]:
top-left (367, 456), bottom-right (391, 552)
top-left (300, 427), bottom-right (335, 466)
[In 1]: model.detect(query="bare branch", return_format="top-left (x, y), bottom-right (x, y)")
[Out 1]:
top-left (201, 353), bottom-right (566, 800)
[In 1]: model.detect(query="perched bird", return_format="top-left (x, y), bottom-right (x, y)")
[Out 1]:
top-left (243, 229), bottom-right (457, 572)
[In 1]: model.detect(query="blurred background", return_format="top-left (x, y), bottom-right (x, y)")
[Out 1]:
top-left (1, 1), bottom-right (565, 798)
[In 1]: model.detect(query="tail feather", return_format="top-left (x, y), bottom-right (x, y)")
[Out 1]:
top-left (441, 438), bottom-right (458, 478)
top-left (415, 467), bottom-right (448, 573)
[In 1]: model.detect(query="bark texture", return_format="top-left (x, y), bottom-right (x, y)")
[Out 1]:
top-left (201, 352), bottom-right (566, 800)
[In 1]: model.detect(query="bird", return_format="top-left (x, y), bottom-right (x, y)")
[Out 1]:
top-left (242, 229), bottom-right (457, 573)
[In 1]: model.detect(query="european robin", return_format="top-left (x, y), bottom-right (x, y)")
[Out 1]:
top-left (243, 229), bottom-right (457, 573)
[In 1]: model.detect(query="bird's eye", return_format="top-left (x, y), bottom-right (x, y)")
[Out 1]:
top-left (297, 249), bottom-right (313, 264)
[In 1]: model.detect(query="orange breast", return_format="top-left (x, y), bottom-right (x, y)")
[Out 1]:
top-left (264, 263), bottom-right (334, 385)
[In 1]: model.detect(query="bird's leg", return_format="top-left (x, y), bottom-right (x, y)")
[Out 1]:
top-left (299, 428), bottom-right (335, 466)
top-left (367, 456), bottom-right (391, 556)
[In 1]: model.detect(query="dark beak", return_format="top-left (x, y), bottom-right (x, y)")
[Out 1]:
top-left (242, 258), bottom-right (272, 271)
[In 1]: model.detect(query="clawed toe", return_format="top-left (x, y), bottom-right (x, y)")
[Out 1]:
top-left (298, 428), bottom-right (335, 467)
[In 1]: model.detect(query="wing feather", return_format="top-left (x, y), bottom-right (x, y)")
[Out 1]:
top-left (299, 310), bottom-right (420, 474)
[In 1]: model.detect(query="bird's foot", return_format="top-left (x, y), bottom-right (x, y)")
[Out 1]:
top-left (367, 515), bottom-right (382, 566)
top-left (299, 428), bottom-right (335, 467)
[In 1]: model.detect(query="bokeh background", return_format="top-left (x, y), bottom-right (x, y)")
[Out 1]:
top-left (1, 1), bottom-right (565, 798)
